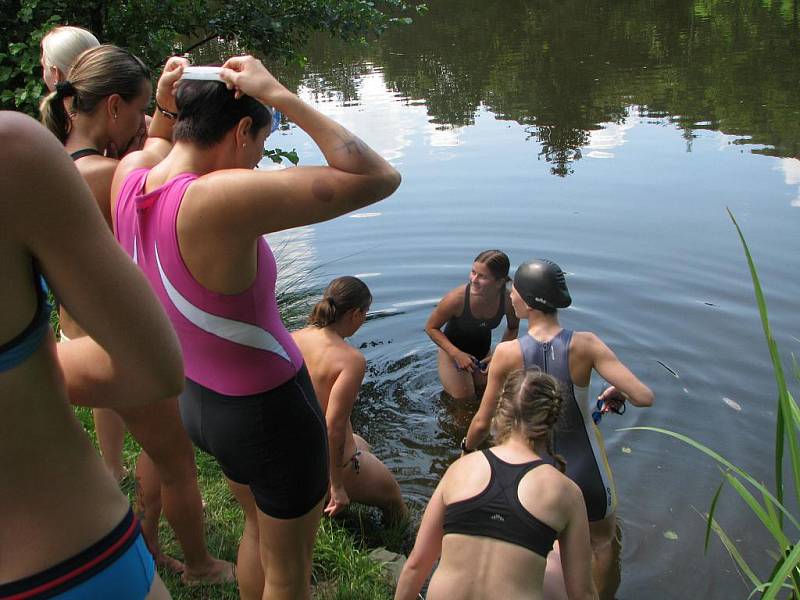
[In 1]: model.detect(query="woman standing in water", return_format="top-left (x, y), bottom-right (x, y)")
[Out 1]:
top-left (395, 369), bottom-right (598, 600)
top-left (293, 277), bottom-right (408, 524)
top-left (0, 111), bottom-right (181, 598)
top-left (40, 46), bottom-right (233, 583)
top-left (111, 56), bottom-right (401, 600)
top-left (425, 250), bottom-right (519, 401)
top-left (465, 259), bottom-right (654, 599)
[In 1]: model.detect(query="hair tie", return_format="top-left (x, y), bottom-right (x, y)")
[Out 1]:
top-left (55, 80), bottom-right (77, 99)
top-left (326, 297), bottom-right (336, 308)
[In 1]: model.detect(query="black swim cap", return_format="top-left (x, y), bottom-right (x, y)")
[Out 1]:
top-left (513, 259), bottom-right (571, 311)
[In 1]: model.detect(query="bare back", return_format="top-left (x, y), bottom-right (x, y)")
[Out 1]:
top-left (427, 448), bottom-right (576, 600)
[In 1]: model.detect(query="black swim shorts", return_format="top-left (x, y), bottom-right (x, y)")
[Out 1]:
top-left (179, 365), bottom-right (329, 519)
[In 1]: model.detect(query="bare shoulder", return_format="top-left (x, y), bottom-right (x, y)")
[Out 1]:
top-left (571, 330), bottom-right (604, 356)
top-left (518, 464), bottom-right (583, 526)
top-left (440, 451), bottom-right (490, 503)
top-left (339, 345), bottom-right (366, 374)
top-left (440, 285), bottom-right (466, 310)
top-left (493, 338), bottom-right (521, 364)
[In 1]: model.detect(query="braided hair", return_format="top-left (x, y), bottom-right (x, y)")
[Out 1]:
top-left (492, 368), bottom-right (566, 472)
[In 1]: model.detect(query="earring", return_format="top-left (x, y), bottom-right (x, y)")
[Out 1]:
top-left (242, 143), bottom-right (246, 148)
top-left (113, 113), bottom-right (118, 120)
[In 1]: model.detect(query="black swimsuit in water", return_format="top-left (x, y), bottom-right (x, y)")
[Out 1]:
top-left (443, 284), bottom-right (506, 360)
top-left (443, 449), bottom-right (558, 558)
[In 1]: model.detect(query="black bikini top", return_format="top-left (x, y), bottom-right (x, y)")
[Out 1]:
top-left (443, 449), bottom-right (558, 558)
top-left (70, 148), bottom-right (103, 161)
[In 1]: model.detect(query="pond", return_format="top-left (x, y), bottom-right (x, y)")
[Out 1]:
top-left (252, 1), bottom-right (799, 597)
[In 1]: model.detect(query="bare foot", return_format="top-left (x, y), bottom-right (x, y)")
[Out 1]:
top-left (155, 553), bottom-right (185, 574)
top-left (181, 559), bottom-right (236, 586)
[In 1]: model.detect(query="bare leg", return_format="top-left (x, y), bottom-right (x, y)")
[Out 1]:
top-left (135, 451), bottom-right (185, 573)
top-left (344, 438), bottom-right (407, 525)
top-left (257, 500), bottom-right (323, 600)
top-left (93, 407), bottom-right (127, 481)
top-left (117, 397), bottom-right (234, 584)
top-left (226, 479), bottom-right (264, 600)
top-left (589, 512), bottom-right (620, 600)
top-left (437, 349), bottom-right (476, 401)
top-left (145, 573), bottom-right (172, 600)
top-left (543, 541), bottom-right (568, 600)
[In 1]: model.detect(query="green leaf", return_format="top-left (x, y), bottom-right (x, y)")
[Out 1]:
top-left (623, 427), bottom-right (800, 531)
top-left (721, 471), bottom-right (790, 549)
top-left (761, 542), bottom-right (800, 600)
top-left (705, 481), bottom-right (725, 554)
top-left (705, 513), bottom-right (762, 589)
top-left (727, 209), bottom-right (800, 516)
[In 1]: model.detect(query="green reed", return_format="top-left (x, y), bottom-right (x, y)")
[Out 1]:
top-left (628, 210), bottom-right (800, 599)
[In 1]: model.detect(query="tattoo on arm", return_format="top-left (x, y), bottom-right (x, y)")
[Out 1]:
top-left (333, 129), bottom-right (367, 155)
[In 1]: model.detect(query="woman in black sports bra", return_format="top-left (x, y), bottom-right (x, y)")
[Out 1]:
top-left (425, 250), bottom-right (519, 401)
top-left (395, 369), bottom-right (597, 600)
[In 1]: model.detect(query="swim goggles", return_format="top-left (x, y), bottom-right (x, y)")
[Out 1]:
top-left (591, 396), bottom-right (626, 424)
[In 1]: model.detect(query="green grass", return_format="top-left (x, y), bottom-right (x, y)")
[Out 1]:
top-left (73, 406), bottom-right (396, 599)
top-left (627, 210), bottom-right (800, 599)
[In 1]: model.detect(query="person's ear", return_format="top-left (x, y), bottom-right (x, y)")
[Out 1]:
top-left (235, 116), bottom-right (254, 149)
top-left (107, 94), bottom-right (122, 120)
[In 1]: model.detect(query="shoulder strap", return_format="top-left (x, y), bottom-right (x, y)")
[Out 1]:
top-left (69, 148), bottom-right (103, 161)
top-left (461, 283), bottom-right (472, 318)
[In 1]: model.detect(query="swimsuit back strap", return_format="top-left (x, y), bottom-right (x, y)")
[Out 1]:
top-left (69, 148), bottom-right (103, 161)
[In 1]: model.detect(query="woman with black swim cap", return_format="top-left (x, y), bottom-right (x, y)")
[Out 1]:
top-left (425, 250), bottom-right (519, 401)
top-left (464, 258), bottom-right (654, 600)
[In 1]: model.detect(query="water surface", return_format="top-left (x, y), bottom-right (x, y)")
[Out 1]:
top-left (260, 2), bottom-right (799, 597)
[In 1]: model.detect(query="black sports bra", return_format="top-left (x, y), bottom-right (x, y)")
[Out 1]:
top-left (443, 449), bottom-right (558, 558)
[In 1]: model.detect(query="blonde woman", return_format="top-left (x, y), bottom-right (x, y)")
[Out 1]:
top-left (40, 25), bottom-right (99, 92)
top-left (293, 277), bottom-right (407, 523)
top-left (39, 47), bottom-right (233, 583)
top-left (395, 369), bottom-right (597, 600)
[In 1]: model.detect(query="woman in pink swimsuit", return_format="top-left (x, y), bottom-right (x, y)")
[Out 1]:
top-left (111, 56), bottom-right (401, 600)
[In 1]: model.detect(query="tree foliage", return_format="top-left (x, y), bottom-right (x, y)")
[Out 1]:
top-left (0, 0), bottom-right (418, 115)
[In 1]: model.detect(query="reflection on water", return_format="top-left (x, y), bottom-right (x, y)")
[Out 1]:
top-left (245, 1), bottom-right (800, 597)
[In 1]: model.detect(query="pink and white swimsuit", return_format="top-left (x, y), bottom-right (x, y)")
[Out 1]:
top-left (114, 168), bottom-right (304, 396)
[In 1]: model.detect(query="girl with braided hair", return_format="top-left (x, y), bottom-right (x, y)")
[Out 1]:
top-left (395, 369), bottom-right (597, 600)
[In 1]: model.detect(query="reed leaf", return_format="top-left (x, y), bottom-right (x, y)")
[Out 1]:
top-left (624, 427), bottom-right (800, 531)
top-left (705, 481), bottom-right (725, 554)
top-left (761, 542), bottom-right (800, 600)
top-left (705, 514), bottom-right (762, 590)
top-left (728, 208), bottom-right (800, 514)
top-left (721, 471), bottom-right (790, 549)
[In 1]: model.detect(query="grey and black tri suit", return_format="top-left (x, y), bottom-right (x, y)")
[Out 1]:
top-left (520, 329), bottom-right (616, 522)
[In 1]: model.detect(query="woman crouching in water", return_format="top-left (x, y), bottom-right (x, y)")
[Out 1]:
top-left (395, 369), bottom-right (597, 600)
top-left (293, 277), bottom-right (408, 524)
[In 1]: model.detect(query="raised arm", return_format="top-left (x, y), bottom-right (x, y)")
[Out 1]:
top-left (324, 352), bottom-right (366, 517)
top-left (2, 112), bottom-right (183, 407)
top-left (588, 333), bottom-right (654, 408)
top-left (206, 56), bottom-right (401, 236)
top-left (464, 341), bottom-right (517, 450)
top-left (394, 481), bottom-right (446, 600)
top-left (110, 56), bottom-right (188, 195)
top-left (425, 287), bottom-right (476, 372)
